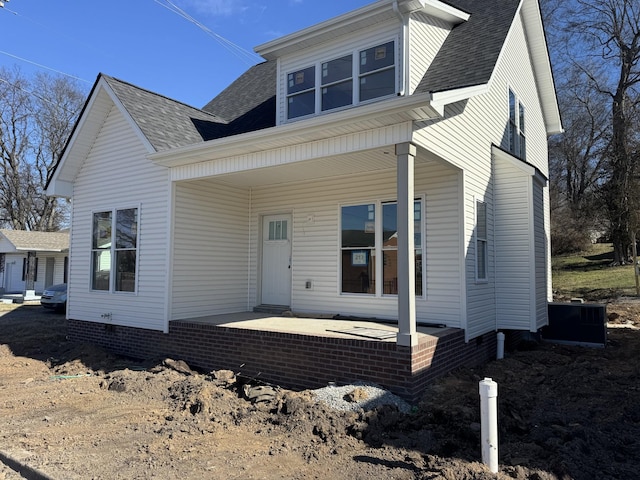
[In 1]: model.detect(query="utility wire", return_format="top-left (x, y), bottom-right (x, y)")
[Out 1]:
top-left (153, 0), bottom-right (261, 65)
top-left (0, 50), bottom-right (91, 83)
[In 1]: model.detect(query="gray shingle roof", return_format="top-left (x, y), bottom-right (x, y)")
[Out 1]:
top-left (0, 229), bottom-right (69, 252)
top-left (102, 76), bottom-right (227, 152)
top-left (415, 0), bottom-right (520, 94)
top-left (98, 0), bottom-right (518, 150)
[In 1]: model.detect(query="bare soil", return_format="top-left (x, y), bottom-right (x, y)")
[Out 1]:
top-left (1, 302), bottom-right (639, 479)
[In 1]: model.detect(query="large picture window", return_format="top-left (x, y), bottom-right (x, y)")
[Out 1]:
top-left (341, 200), bottom-right (423, 296)
top-left (286, 40), bottom-right (396, 120)
top-left (91, 208), bottom-right (138, 292)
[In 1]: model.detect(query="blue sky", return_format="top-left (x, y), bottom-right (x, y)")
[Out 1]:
top-left (0, 0), bottom-right (372, 108)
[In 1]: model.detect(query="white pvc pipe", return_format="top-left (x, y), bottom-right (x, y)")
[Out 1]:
top-left (496, 332), bottom-right (505, 360)
top-left (479, 378), bottom-right (499, 473)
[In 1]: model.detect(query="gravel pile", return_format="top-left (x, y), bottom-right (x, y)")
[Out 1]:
top-left (311, 381), bottom-right (412, 413)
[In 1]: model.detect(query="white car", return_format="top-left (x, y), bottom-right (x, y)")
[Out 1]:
top-left (41, 283), bottom-right (67, 312)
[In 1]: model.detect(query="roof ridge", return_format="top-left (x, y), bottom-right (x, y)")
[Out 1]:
top-left (101, 74), bottom-right (227, 123)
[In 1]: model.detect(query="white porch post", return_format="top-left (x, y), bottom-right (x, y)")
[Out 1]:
top-left (396, 142), bottom-right (418, 347)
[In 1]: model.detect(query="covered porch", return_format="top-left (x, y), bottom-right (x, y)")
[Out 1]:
top-left (164, 133), bottom-right (466, 345)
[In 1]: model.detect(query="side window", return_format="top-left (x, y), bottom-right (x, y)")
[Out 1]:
top-left (508, 89), bottom-right (526, 159)
top-left (91, 208), bottom-right (138, 292)
top-left (476, 200), bottom-right (488, 281)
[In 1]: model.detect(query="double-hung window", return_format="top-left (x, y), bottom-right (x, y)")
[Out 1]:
top-left (286, 40), bottom-right (396, 120)
top-left (508, 89), bottom-right (526, 159)
top-left (321, 55), bottom-right (353, 112)
top-left (359, 41), bottom-right (396, 102)
top-left (341, 200), bottom-right (423, 296)
top-left (287, 66), bottom-right (316, 119)
top-left (476, 200), bottom-right (488, 281)
top-left (91, 207), bottom-right (138, 293)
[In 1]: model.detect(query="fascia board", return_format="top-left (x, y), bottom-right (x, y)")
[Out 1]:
top-left (521, 0), bottom-right (563, 135)
top-left (255, 2), bottom-right (390, 60)
top-left (46, 179), bottom-right (73, 198)
top-left (255, 0), bottom-right (468, 60)
top-left (420, 0), bottom-right (470, 23)
top-left (430, 84), bottom-right (490, 114)
top-left (149, 93), bottom-right (441, 167)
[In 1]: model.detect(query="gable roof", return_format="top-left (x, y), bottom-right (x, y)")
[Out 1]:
top-left (48, 0), bottom-right (560, 195)
top-left (102, 76), bottom-right (226, 152)
top-left (0, 230), bottom-right (69, 253)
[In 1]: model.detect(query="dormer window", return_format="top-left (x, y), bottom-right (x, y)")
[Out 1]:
top-left (286, 40), bottom-right (397, 120)
top-left (321, 55), bottom-right (353, 111)
top-left (287, 66), bottom-right (316, 119)
top-left (359, 41), bottom-right (395, 102)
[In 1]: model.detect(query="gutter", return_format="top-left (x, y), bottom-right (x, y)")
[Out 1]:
top-left (393, 0), bottom-right (410, 97)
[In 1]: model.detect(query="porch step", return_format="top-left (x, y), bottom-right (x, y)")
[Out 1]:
top-left (253, 305), bottom-right (291, 315)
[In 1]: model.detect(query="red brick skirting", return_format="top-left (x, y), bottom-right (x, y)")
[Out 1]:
top-left (68, 318), bottom-right (502, 403)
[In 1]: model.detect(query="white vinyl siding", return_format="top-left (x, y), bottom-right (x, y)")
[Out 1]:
top-left (493, 153), bottom-right (535, 330)
top-left (533, 179), bottom-right (549, 329)
top-left (411, 12), bottom-right (549, 339)
top-left (69, 105), bottom-right (169, 330)
top-left (171, 180), bottom-right (250, 320)
top-left (408, 12), bottom-right (451, 94)
top-left (247, 160), bottom-right (463, 327)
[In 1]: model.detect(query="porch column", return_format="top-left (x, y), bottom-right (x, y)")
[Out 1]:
top-left (396, 142), bottom-right (418, 347)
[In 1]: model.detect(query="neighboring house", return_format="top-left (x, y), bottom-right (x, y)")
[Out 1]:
top-left (0, 230), bottom-right (69, 294)
top-left (46, 0), bottom-right (562, 400)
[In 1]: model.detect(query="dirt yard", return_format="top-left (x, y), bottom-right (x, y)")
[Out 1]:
top-left (1, 302), bottom-right (639, 480)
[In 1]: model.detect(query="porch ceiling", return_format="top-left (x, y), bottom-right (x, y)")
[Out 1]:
top-left (181, 147), bottom-right (438, 188)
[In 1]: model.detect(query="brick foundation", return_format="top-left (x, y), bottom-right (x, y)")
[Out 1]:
top-left (68, 318), bottom-right (507, 403)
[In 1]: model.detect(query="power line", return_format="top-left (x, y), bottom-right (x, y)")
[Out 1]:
top-left (153, 0), bottom-right (261, 65)
top-left (0, 50), bottom-right (91, 84)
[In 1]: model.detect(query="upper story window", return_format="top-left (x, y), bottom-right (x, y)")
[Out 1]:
top-left (508, 89), bottom-right (526, 160)
top-left (287, 66), bottom-right (316, 119)
top-left (286, 40), bottom-right (397, 120)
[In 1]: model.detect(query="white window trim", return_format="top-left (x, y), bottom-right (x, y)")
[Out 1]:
top-left (338, 196), bottom-right (425, 299)
top-left (286, 37), bottom-right (399, 122)
top-left (90, 204), bottom-right (140, 295)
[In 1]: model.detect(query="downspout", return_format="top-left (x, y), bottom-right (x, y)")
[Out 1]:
top-left (393, 0), bottom-right (410, 96)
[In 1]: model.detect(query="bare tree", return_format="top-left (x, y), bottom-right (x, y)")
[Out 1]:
top-left (548, 66), bottom-right (610, 252)
top-left (0, 66), bottom-right (85, 231)
top-left (555, 0), bottom-right (640, 264)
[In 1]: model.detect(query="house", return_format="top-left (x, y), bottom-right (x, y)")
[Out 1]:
top-left (0, 230), bottom-right (69, 296)
top-left (46, 0), bottom-right (561, 401)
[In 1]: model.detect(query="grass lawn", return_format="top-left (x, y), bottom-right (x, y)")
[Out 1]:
top-left (552, 243), bottom-right (640, 301)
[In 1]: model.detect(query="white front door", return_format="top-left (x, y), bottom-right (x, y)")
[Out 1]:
top-left (261, 214), bottom-right (292, 306)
